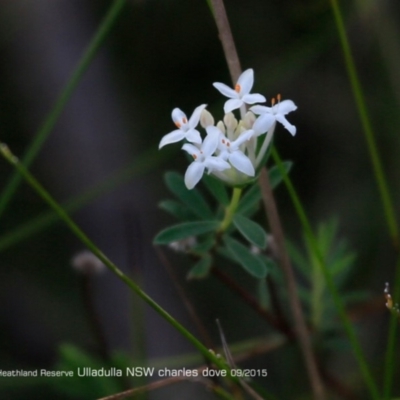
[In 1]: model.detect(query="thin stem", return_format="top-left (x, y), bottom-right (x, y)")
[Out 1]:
top-left (155, 246), bottom-right (215, 349)
top-left (383, 255), bottom-right (400, 399)
top-left (258, 168), bottom-right (326, 400)
top-left (0, 147), bottom-right (171, 254)
top-left (0, 144), bottom-right (234, 379)
top-left (219, 187), bottom-right (242, 232)
top-left (212, 266), bottom-right (294, 339)
top-left (329, 3), bottom-right (400, 391)
top-left (329, 0), bottom-right (399, 250)
top-left (271, 146), bottom-right (380, 400)
top-left (209, 0), bottom-right (242, 84)
top-left (255, 124), bottom-right (276, 167)
top-left (0, 0), bottom-right (127, 220)
top-left (80, 275), bottom-right (110, 362)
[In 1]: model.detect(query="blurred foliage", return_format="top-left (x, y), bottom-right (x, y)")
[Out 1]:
top-left (1, 0), bottom-right (400, 398)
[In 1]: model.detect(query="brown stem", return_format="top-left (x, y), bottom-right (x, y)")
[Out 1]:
top-left (209, 0), bottom-right (326, 398)
top-left (212, 267), bottom-right (295, 339)
top-left (259, 168), bottom-right (326, 399)
top-left (155, 246), bottom-right (215, 349)
top-left (209, 0), bottom-right (242, 83)
top-left (80, 275), bottom-right (110, 362)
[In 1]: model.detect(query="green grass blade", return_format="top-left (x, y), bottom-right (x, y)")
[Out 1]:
top-left (0, 0), bottom-right (127, 220)
top-left (0, 144), bottom-right (237, 379)
top-left (329, 2), bottom-right (399, 397)
top-left (329, 0), bottom-right (398, 248)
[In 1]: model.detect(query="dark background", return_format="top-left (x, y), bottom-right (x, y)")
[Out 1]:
top-left (0, 0), bottom-right (399, 398)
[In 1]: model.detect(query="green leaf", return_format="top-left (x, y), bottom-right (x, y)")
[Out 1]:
top-left (187, 255), bottom-right (212, 279)
top-left (256, 254), bottom-right (277, 271)
top-left (191, 234), bottom-right (215, 254)
top-left (165, 172), bottom-right (213, 220)
top-left (237, 184), bottom-right (261, 216)
top-left (258, 279), bottom-right (269, 310)
top-left (154, 221), bottom-right (219, 244)
top-left (202, 174), bottom-right (230, 206)
top-left (55, 344), bottom-right (122, 398)
top-left (223, 236), bottom-right (268, 279)
top-left (235, 163), bottom-right (292, 217)
top-left (233, 214), bottom-right (267, 249)
top-left (158, 199), bottom-right (198, 221)
top-left (269, 161), bottom-right (293, 189)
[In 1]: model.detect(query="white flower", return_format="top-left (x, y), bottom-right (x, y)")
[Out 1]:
top-left (250, 98), bottom-right (297, 136)
top-left (159, 104), bottom-right (207, 148)
top-left (207, 126), bottom-right (255, 177)
top-left (213, 69), bottom-right (266, 113)
top-left (182, 130), bottom-right (230, 189)
top-left (251, 113), bottom-right (275, 137)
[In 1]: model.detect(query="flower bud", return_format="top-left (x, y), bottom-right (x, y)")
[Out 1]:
top-left (216, 121), bottom-right (226, 134)
top-left (71, 250), bottom-right (105, 275)
top-left (242, 111), bottom-right (256, 130)
top-left (223, 112), bottom-right (238, 132)
top-left (169, 236), bottom-right (197, 253)
top-left (200, 109), bottom-right (214, 128)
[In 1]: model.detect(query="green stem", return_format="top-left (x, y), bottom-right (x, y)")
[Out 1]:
top-left (271, 146), bottom-right (380, 400)
top-left (219, 187), bottom-right (242, 232)
top-left (0, 147), bottom-right (171, 254)
top-left (329, 0), bottom-right (399, 249)
top-left (383, 255), bottom-right (400, 399)
top-left (0, 144), bottom-right (231, 377)
top-left (330, 2), bottom-right (400, 397)
top-left (0, 0), bottom-right (126, 220)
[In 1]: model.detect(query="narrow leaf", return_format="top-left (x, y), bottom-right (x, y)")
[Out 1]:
top-left (187, 255), bottom-right (212, 279)
top-left (158, 200), bottom-right (198, 221)
top-left (223, 236), bottom-right (268, 279)
top-left (202, 174), bottom-right (230, 206)
top-left (237, 184), bottom-right (261, 216)
top-left (258, 279), bottom-right (269, 310)
top-left (165, 172), bottom-right (213, 219)
top-left (154, 221), bottom-right (219, 245)
top-left (236, 162), bottom-right (292, 217)
top-left (233, 214), bottom-right (267, 249)
top-left (269, 161), bottom-right (293, 189)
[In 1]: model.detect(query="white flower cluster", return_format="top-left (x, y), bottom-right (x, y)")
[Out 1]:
top-left (159, 69), bottom-right (297, 189)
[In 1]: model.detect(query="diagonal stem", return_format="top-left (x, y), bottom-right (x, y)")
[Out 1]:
top-left (0, 143), bottom-right (235, 379)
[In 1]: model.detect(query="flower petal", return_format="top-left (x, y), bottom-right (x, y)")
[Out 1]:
top-left (242, 93), bottom-right (266, 105)
top-left (172, 108), bottom-right (187, 127)
top-left (229, 151), bottom-right (255, 176)
top-left (237, 69), bottom-right (254, 95)
top-left (205, 156), bottom-right (231, 172)
top-left (213, 82), bottom-right (238, 99)
top-left (206, 125), bottom-right (223, 137)
top-left (249, 105), bottom-right (270, 115)
top-left (275, 100), bottom-right (297, 114)
top-left (202, 129), bottom-right (219, 156)
top-left (182, 143), bottom-right (201, 157)
top-left (232, 129), bottom-right (254, 148)
top-left (224, 98), bottom-right (243, 113)
top-left (275, 114), bottom-right (296, 136)
top-left (184, 162), bottom-right (205, 189)
top-left (188, 104), bottom-right (207, 129)
top-left (253, 114), bottom-right (275, 135)
top-left (185, 129), bottom-right (202, 144)
top-left (159, 130), bottom-right (186, 148)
